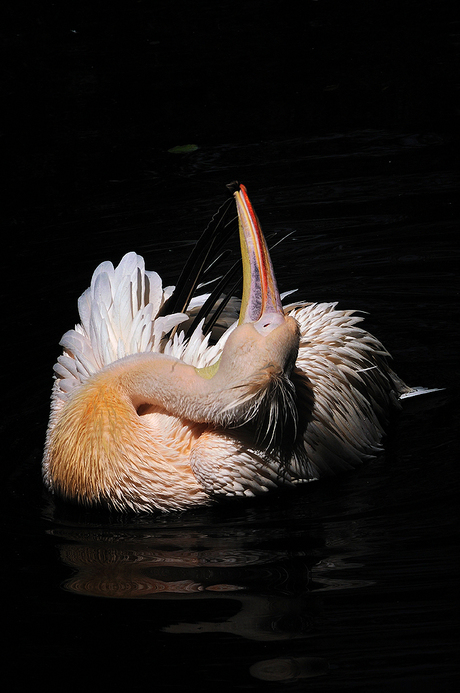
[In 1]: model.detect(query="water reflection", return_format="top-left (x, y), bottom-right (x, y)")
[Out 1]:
top-left (48, 507), bottom-right (324, 642)
top-left (44, 466), bottom-right (407, 658)
top-left (250, 655), bottom-right (329, 681)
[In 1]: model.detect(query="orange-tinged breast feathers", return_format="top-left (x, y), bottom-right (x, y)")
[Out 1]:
top-left (45, 375), bottom-right (208, 512)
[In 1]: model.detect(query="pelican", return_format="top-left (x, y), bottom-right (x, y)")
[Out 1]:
top-left (43, 183), bottom-right (430, 512)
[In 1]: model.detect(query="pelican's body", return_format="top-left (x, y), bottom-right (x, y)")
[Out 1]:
top-left (44, 184), bottom-right (416, 512)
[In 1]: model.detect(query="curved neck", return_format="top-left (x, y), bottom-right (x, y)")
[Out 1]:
top-left (111, 351), bottom-right (254, 428)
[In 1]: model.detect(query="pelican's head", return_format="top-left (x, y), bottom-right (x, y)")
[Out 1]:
top-left (221, 182), bottom-right (300, 374)
top-left (210, 183), bottom-right (304, 462)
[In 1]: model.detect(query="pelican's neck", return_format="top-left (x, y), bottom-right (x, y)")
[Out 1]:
top-left (112, 318), bottom-right (299, 428)
top-left (111, 350), bottom-right (249, 428)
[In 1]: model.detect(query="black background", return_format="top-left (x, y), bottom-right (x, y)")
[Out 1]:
top-left (3, 1), bottom-right (459, 690)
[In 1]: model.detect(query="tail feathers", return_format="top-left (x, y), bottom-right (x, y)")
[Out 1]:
top-left (399, 385), bottom-right (447, 413)
top-left (400, 386), bottom-right (445, 399)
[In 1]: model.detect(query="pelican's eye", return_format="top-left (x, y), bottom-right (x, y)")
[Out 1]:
top-left (254, 313), bottom-right (285, 336)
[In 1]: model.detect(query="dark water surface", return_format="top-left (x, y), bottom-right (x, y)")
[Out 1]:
top-left (5, 130), bottom-right (459, 691)
top-left (3, 3), bottom-right (459, 690)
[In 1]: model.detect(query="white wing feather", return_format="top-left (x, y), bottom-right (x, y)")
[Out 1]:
top-left (52, 252), bottom-right (237, 402)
